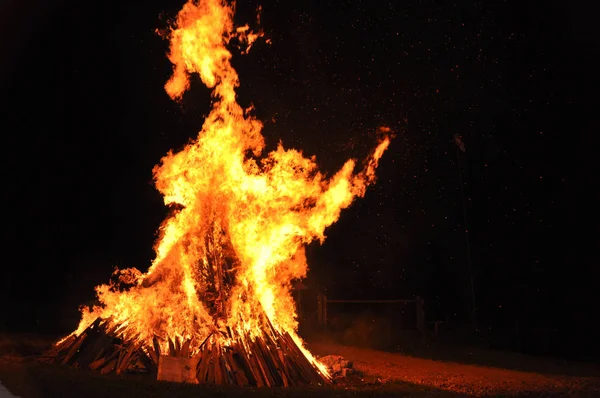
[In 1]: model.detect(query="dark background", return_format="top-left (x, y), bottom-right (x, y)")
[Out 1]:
top-left (1, 0), bottom-right (596, 361)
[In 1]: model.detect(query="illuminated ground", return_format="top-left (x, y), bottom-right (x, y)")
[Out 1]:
top-left (309, 341), bottom-right (600, 396)
top-left (1, 334), bottom-right (598, 397)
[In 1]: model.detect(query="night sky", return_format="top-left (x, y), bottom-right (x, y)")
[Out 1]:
top-left (1, 0), bottom-right (596, 360)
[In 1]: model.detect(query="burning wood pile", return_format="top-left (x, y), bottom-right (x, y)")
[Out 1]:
top-left (40, 0), bottom-right (390, 387)
top-left (40, 316), bottom-right (327, 386)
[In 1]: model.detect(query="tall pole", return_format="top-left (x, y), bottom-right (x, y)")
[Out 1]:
top-left (456, 144), bottom-right (477, 331)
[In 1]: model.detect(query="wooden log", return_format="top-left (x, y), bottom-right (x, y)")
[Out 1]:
top-left (235, 336), bottom-right (262, 387)
top-left (88, 358), bottom-right (107, 371)
top-left (276, 350), bottom-right (290, 387)
top-left (52, 336), bottom-right (77, 360)
top-left (282, 332), bottom-right (329, 384)
top-left (175, 336), bottom-right (183, 356)
top-left (146, 344), bottom-right (159, 367)
top-left (115, 346), bottom-right (126, 371)
top-left (181, 339), bottom-right (191, 358)
top-left (196, 342), bottom-right (211, 383)
top-left (89, 332), bottom-right (116, 363)
top-left (153, 335), bottom-right (162, 362)
top-left (260, 318), bottom-right (299, 386)
top-left (231, 341), bottom-right (256, 386)
top-left (252, 336), bottom-right (275, 383)
top-left (278, 333), bottom-right (311, 383)
top-left (112, 323), bottom-right (129, 337)
top-left (224, 348), bottom-right (249, 386)
top-left (277, 347), bottom-right (295, 386)
top-left (53, 334), bottom-right (76, 355)
top-left (77, 322), bottom-right (114, 368)
top-left (116, 343), bottom-right (138, 375)
top-left (89, 347), bottom-right (120, 371)
top-left (206, 359), bottom-right (215, 384)
top-left (263, 315), bottom-right (280, 342)
top-left (100, 358), bottom-right (117, 374)
top-left (247, 337), bottom-right (271, 387)
top-left (260, 329), bottom-right (289, 386)
top-left (219, 355), bottom-right (233, 385)
top-left (168, 337), bottom-right (176, 357)
top-left (221, 349), bottom-right (234, 385)
top-left (191, 350), bottom-right (202, 369)
top-left (211, 341), bottom-right (223, 385)
top-left (61, 332), bottom-right (87, 365)
top-left (213, 360), bottom-right (221, 385)
top-left (195, 354), bottom-right (206, 382)
top-left (198, 332), bottom-right (212, 350)
top-left (209, 341), bottom-right (219, 384)
top-left (260, 335), bottom-right (282, 385)
top-left (137, 348), bottom-right (157, 373)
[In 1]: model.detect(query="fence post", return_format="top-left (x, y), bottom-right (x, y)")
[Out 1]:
top-left (323, 295), bottom-right (328, 329)
top-left (317, 294), bottom-right (322, 326)
top-left (416, 296), bottom-right (425, 333)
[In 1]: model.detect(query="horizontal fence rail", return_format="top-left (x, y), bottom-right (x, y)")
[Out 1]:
top-left (316, 295), bottom-right (425, 332)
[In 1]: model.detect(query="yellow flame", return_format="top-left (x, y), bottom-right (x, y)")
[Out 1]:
top-left (71, 0), bottom-right (390, 373)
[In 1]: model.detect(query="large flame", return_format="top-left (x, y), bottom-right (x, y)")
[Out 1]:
top-left (72, 0), bottom-right (390, 372)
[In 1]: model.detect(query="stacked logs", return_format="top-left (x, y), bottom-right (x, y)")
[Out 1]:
top-left (38, 317), bottom-right (330, 387)
top-left (38, 318), bottom-right (155, 375)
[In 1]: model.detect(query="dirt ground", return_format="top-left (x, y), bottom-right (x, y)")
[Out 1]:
top-left (309, 341), bottom-right (600, 396)
top-left (1, 334), bottom-right (599, 397)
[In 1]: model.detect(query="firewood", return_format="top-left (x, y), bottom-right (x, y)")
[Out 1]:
top-left (210, 340), bottom-right (220, 384)
top-left (283, 332), bottom-right (329, 384)
top-left (260, 330), bottom-right (290, 386)
top-left (42, 306), bottom-right (328, 386)
top-left (196, 344), bottom-right (211, 383)
top-left (278, 334), bottom-right (311, 383)
top-left (153, 335), bottom-right (162, 361)
top-left (146, 344), bottom-right (158, 367)
top-left (116, 343), bottom-right (138, 375)
top-left (138, 348), bottom-right (157, 372)
top-left (88, 358), bottom-right (106, 371)
top-left (219, 355), bottom-right (232, 385)
top-left (251, 337), bottom-right (273, 383)
top-left (90, 333), bottom-right (115, 362)
top-left (225, 349), bottom-right (249, 386)
top-left (168, 337), bottom-right (176, 357)
top-left (257, 336), bottom-right (282, 386)
top-left (100, 358), bottom-right (117, 374)
top-left (236, 336), bottom-right (262, 387)
top-left (181, 338), bottom-right (191, 358)
top-left (90, 347), bottom-right (120, 370)
top-left (248, 338), bottom-right (272, 387)
top-left (175, 336), bottom-right (182, 355)
top-left (53, 334), bottom-right (76, 354)
top-left (231, 342), bottom-right (256, 386)
top-left (206, 359), bottom-right (215, 384)
top-left (61, 332), bottom-right (87, 365)
top-left (77, 323), bottom-right (115, 368)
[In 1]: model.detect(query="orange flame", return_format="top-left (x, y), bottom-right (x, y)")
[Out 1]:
top-left (71, 0), bottom-right (390, 374)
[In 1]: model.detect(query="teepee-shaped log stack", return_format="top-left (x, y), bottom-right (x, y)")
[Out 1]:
top-left (39, 316), bottom-right (329, 386)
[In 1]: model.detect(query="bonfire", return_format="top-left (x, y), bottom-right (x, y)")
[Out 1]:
top-left (40, 0), bottom-right (390, 386)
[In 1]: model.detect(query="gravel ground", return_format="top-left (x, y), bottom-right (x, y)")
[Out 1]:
top-left (309, 341), bottom-right (600, 396)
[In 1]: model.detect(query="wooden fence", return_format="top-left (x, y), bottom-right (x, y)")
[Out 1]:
top-left (316, 295), bottom-right (425, 332)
